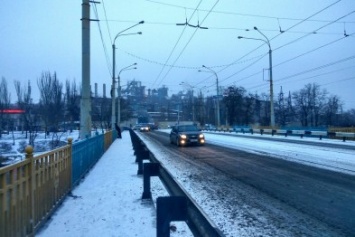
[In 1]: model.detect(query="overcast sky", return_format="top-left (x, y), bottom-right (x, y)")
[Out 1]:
top-left (1, 0), bottom-right (354, 109)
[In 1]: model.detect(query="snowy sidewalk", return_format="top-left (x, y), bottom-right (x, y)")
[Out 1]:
top-left (37, 131), bottom-right (157, 237)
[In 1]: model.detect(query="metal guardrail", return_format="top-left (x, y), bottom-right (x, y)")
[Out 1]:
top-left (203, 127), bottom-right (355, 141)
top-left (129, 129), bottom-right (225, 237)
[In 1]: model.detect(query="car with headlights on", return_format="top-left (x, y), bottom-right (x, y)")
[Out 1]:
top-left (169, 124), bottom-right (205, 146)
top-left (139, 124), bottom-right (151, 132)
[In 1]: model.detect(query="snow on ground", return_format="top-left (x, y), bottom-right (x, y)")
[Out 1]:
top-left (203, 131), bottom-right (355, 174)
top-left (139, 130), bottom-right (354, 236)
top-left (36, 131), bottom-right (193, 237)
top-left (0, 130), bottom-right (81, 166)
top-left (30, 129), bottom-right (355, 236)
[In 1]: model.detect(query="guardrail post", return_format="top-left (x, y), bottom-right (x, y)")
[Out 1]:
top-left (157, 196), bottom-right (187, 237)
top-left (142, 163), bottom-right (160, 199)
top-left (135, 148), bottom-right (150, 175)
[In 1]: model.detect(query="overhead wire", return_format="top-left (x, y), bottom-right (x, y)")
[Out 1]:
top-left (102, 0), bottom-right (113, 44)
top-left (239, 31), bottom-right (355, 91)
top-left (155, 0), bottom-right (220, 88)
top-left (92, 3), bottom-right (113, 77)
top-left (274, 10), bottom-right (355, 51)
top-left (276, 55), bottom-right (355, 83)
top-left (151, 0), bottom-right (204, 88)
top-left (273, 32), bottom-right (355, 69)
top-left (92, 0), bottom-right (352, 96)
top-left (144, 0), bottom-right (355, 24)
top-left (213, 1), bottom-right (349, 90)
top-left (193, 1), bottom-right (345, 88)
top-left (245, 54), bottom-right (355, 92)
top-left (246, 64), bottom-right (355, 91)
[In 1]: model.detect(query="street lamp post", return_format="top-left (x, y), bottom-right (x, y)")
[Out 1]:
top-left (117, 63), bottom-right (137, 124)
top-left (238, 26), bottom-right (275, 127)
top-left (112, 21), bottom-right (144, 128)
top-left (199, 65), bottom-right (220, 127)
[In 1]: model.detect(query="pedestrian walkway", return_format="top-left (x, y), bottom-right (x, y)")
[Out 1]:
top-left (36, 131), bottom-right (157, 237)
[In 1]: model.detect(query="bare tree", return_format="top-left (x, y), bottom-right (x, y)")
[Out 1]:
top-left (293, 83), bottom-right (327, 127)
top-left (276, 87), bottom-right (287, 126)
top-left (222, 86), bottom-right (246, 125)
top-left (324, 95), bottom-right (343, 126)
top-left (340, 109), bottom-right (355, 126)
top-left (243, 93), bottom-right (255, 125)
top-left (14, 80), bottom-right (39, 146)
top-left (195, 91), bottom-right (206, 126)
top-left (0, 77), bottom-right (11, 138)
top-left (65, 79), bottom-right (80, 132)
top-left (37, 71), bottom-right (64, 139)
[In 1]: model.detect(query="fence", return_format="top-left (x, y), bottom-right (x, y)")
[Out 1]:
top-left (0, 130), bottom-right (114, 237)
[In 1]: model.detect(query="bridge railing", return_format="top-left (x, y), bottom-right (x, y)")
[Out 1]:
top-left (0, 130), bottom-right (114, 237)
top-left (202, 126), bottom-right (355, 141)
top-left (129, 129), bottom-right (225, 237)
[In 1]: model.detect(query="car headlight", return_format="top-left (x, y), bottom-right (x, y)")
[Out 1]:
top-left (199, 134), bottom-right (204, 139)
top-left (180, 134), bottom-right (187, 139)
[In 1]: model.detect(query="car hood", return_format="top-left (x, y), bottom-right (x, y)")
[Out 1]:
top-left (178, 131), bottom-right (202, 135)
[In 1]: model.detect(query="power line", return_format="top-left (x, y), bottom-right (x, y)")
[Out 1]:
top-left (274, 33), bottom-right (355, 69)
top-left (156, 0), bottom-right (220, 88)
top-left (276, 65), bottom-right (355, 86)
top-left (274, 10), bottom-right (355, 51)
top-left (276, 55), bottom-right (355, 83)
top-left (101, 0), bottom-right (113, 45)
top-left (246, 54), bottom-right (355, 91)
top-left (151, 0), bottom-right (204, 88)
top-left (191, 1), bottom-right (345, 89)
top-left (144, 0), bottom-right (355, 24)
top-left (320, 75), bottom-right (355, 86)
top-left (92, 3), bottom-right (113, 77)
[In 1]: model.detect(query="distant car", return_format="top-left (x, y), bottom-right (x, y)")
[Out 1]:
top-left (169, 124), bottom-right (205, 146)
top-left (204, 124), bottom-right (216, 130)
top-left (139, 124), bottom-right (150, 132)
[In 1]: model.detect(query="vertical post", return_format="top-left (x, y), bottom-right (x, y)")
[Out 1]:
top-left (117, 76), bottom-right (121, 124)
top-left (216, 75), bottom-right (220, 127)
top-left (111, 44), bottom-right (116, 128)
top-left (157, 197), bottom-right (187, 237)
top-left (80, 0), bottom-right (92, 139)
top-left (26, 146), bottom-right (35, 235)
top-left (68, 138), bottom-right (73, 190)
top-left (269, 49), bottom-right (275, 127)
top-left (192, 89), bottom-right (195, 122)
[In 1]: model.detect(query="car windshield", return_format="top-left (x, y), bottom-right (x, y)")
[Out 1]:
top-left (177, 125), bottom-right (199, 132)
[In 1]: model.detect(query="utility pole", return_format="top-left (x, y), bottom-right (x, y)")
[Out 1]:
top-left (80, 0), bottom-right (92, 139)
